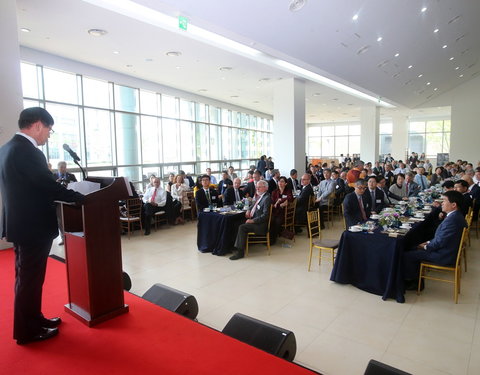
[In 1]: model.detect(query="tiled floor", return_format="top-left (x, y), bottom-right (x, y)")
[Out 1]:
top-left (52, 218), bottom-right (480, 375)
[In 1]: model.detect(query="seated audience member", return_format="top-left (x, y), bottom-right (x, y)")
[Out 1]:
top-left (294, 174), bottom-right (314, 230)
top-left (217, 170), bottom-right (233, 200)
top-left (403, 191), bottom-right (467, 289)
top-left (224, 178), bottom-right (245, 205)
top-left (394, 162), bottom-right (409, 175)
top-left (430, 167), bottom-right (444, 186)
top-left (315, 168), bottom-right (335, 229)
top-left (404, 200), bottom-right (443, 251)
top-left (384, 163), bottom-right (395, 188)
top-left (171, 175), bottom-right (190, 223)
top-left (195, 175), bottom-right (223, 211)
top-left (405, 172), bottom-right (421, 197)
top-left (142, 177), bottom-right (167, 235)
top-left (287, 169), bottom-right (300, 194)
top-left (364, 175), bottom-right (385, 213)
top-left (270, 176), bottom-right (294, 244)
top-left (230, 180), bottom-right (271, 260)
top-left (463, 175), bottom-right (480, 221)
top-left (373, 161), bottom-right (384, 176)
top-left (206, 168), bottom-right (217, 184)
top-left (243, 169), bottom-right (254, 183)
top-left (331, 170), bottom-right (346, 204)
top-left (267, 169), bottom-right (280, 193)
top-left (442, 180), bottom-right (455, 192)
top-left (245, 170), bottom-right (262, 198)
top-left (346, 160), bottom-right (364, 186)
top-left (53, 161), bottom-right (77, 187)
top-left (165, 172), bottom-right (175, 193)
top-left (180, 170), bottom-right (195, 188)
top-left (377, 175), bottom-right (394, 206)
top-left (424, 159), bottom-right (432, 174)
top-left (309, 165), bottom-right (320, 186)
top-left (454, 180), bottom-right (473, 216)
top-left (343, 179), bottom-right (371, 228)
top-left (228, 166), bottom-right (238, 180)
top-left (389, 173), bottom-right (408, 204)
top-left (414, 167), bottom-right (430, 190)
top-left (474, 167), bottom-right (480, 185)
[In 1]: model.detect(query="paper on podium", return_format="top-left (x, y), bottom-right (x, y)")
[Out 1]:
top-left (67, 181), bottom-right (101, 195)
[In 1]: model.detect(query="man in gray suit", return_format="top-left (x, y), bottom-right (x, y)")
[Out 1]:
top-left (230, 180), bottom-right (271, 260)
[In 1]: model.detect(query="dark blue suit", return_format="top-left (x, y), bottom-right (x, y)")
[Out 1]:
top-left (343, 191), bottom-right (371, 228)
top-left (403, 209), bottom-right (467, 279)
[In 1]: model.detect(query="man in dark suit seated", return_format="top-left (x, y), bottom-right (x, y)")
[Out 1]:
top-left (403, 190), bottom-right (467, 290)
top-left (245, 170), bottom-right (262, 198)
top-left (454, 180), bottom-right (473, 216)
top-left (343, 179), bottom-right (371, 228)
top-left (195, 174), bottom-right (223, 211)
top-left (230, 180), bottom-right (271, 260)
top-left (224, 178), bottom-right (245, 205)
top-left (0, 107), bottom-right (85, 345)
top-left (217, 170), bottom-right (233, 202)
top-left (53, 161), bottom-right (77, 187)
top-left (287, 169), bottom-right (300, 195)
top-left (294, 173), bottom-right (313, 232)
top-left (267, 169), bottom-right (280, 193)
top-left (364, 175), bottom-right (385, 213)
top-left (405, 172), bottom-right (421, 197)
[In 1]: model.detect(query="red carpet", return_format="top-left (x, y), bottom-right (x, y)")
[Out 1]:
top-left (0, 249), bottom-right (316, 375)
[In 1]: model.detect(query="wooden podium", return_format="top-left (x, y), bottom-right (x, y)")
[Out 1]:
top-left (61, 177), bottom-right (130, 326)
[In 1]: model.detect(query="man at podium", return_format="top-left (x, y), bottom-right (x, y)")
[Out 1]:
top-left (0, 107), bottom-right (85, 345)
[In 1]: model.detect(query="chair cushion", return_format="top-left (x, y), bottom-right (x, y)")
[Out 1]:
top-left (154, 211), bottom-right (166, 216)
top-left (312, 239), bottom-right (339, 249)
top-left (120, 216), bottom-right (140, 221)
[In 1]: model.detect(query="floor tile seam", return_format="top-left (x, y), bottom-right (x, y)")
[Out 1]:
top-left (465, 301), bottom-right (480, 373)
top-left (383, 301), bottom-right (416, 357)
top-left (379, 351), bottom-right (455, 375)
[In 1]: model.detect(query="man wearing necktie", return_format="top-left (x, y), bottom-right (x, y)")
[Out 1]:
top-left (366, 175), bottom-right (385, 213)
top-left (54, 161), bottom-right (77, 187)
top-left (224, 178), bottom-right (245, 205)
top-left (195, 175), bottom-right (222, 211)
top-left (142, 177), bottom-right (167, 235)
top-left (343, 179), bottom-right (371, 228)
top-left (230, 180), bottom-right (271, 260)
top-left (414, 167), bottom-right (429, 191)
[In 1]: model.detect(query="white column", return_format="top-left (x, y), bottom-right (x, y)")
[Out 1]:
top-left (273, 78), bottom-right (306, 176)
top-left (391, 114), bottom-right (409, 161)
top-left (360, 106), bottom-right (380, 163)
top-left (0, 0), bottom-right (23, 250)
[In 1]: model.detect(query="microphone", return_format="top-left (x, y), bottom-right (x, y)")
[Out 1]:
top-left (63, 144), bottom-right (80, 162)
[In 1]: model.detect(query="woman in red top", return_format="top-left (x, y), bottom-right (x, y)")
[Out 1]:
top-left (270, 176), bottom-right (294, 244)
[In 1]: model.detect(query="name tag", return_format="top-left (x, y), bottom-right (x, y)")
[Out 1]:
top-left (212, 196), bottom-right (216, 200)
top-left (282, 195), bottom-right (287, 198)
top-left (376, 199), bottom-right (382, 203)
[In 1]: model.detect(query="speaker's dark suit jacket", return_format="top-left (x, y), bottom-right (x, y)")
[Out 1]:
top-left (403, 209), bottom-right (467, 279)
top-left (224, 187), bottom-right (245, 206)
top-left (0, 134), bottom-right (84, 341)
top-left (195, 187), bottom-right (222, 211)
top-left (342, 191), bottom-right (371, 228)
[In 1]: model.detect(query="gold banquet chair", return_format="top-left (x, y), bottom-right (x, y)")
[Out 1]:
top-left (417, 227), bottom-right (468, 304)
top-left (245, 205), bottom-right (273, 257)
top-left (120, 198), bottom-right (143, 239)
top-left (282, 199), bottom-right (297, 242)
top-left (306, 209), bottom-right (339, 271)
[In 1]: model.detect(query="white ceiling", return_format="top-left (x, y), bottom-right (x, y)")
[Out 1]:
top-left (16, 0), bottom-right (473, 122)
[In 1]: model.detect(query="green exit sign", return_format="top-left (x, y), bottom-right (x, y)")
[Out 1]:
top-left (179, 16), bottom-right (188, 31)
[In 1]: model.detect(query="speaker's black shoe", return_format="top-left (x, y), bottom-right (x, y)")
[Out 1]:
top-left (229, 251), bottom-right (244, 260)
top-left (16, 327), bottom-right (59, 345)
top-left (41, 317), bottom-right (62, 328)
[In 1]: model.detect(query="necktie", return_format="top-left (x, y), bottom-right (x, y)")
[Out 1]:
top-left (359, 196), bottom-right (367, 221)
top-left (205, 189), bottom-right (211, 204)
top-left (406, 183), bottom-right (409, 195)
top-left (420, 177), bottom-right (426, 190)
top-left (370, 190), bottom-right (375, 211)
top-left (235, 189), bottom-right (240, 202)
top-left (151, 188), bottom-right (157, 203)
top-left (250, 195), bottom-right (262, 216)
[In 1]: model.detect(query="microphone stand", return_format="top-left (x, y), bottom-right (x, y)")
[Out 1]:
top-left (74, 159), bottom-right (87, 181)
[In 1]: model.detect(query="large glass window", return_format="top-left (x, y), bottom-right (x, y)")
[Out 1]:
top-left (408, 119), bottom-right (450, 159)
top-left (380, 122), bottom-right (392, 156)
top-left (43, 67), bottom-right (80, 105)
top-left (84, 108), bottom-right (115, 166)
top-left (307, 123), bottom-right (361, 158)
top-left (83, 77), bottom-right (110, 109)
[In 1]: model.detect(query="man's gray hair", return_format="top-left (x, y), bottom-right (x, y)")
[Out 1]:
top-left (257, 180), bottom-right (268, 188)
top-left (355, 179), bottom-right (367, 187)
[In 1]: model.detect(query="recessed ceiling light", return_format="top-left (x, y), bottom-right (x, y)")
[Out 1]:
top-left (313, 93), bottom-right (322, 97)
top-left (258, 78), bottom-right (271, 82)
top-left (418, 74), bottom-right (423, 78)
top-left (126, 64), bottom-right (133, 68)
top-left (421, 7), bottom-right (427, 13)
top-left (377, 37), bottom-right (383, 42)
top-left (113, 51), bottom-right (119, 54)
top-left (394, 53), bottom-right (400, 57)
top-left (352, 14), bottom-right (359, 21)
top-left (175, 66), bottom-right (181, 69)
top-left (289, 0), bottom-right (307, 12)
top-left (230, 95), bottom-right (239, 98)
top-left (434, 28), bottom-right (439, 33)
top-left (221, 77), bottom-right (226, 80)
top-left (459, 74), bottom-right (464, 78)
top-left (219, 66), bottom-right (233, 71)
top-left (166, 51), bottom-right (182, 57)
top-left (426, 82), bottom-right (431, 85)
top-left (198, 89), bottom-right (208, 92)
top-left (408, 65), bottom-right (413, 69)
top-left (449, 57), bottom-right (454, 61)
top-left (88, 28), bottom-right (108, 37)
top-left (455, 66), bottom-right (460, 70)
top-left (442, 44), bottom-right (447, 49)
top-left (434, 88), bottom-right (438, 91)
top-left (20, 28), bottom-right (30, 33)
top-left (253, 101), bottom-right (260, 104)
top-left (145, 58), bottom-right (153, 62)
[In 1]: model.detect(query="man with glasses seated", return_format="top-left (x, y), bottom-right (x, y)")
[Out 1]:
top-left (294, 174), bottom-right (314, 233)
top-left (343, 179), bottom-right (371, 228)
top-left (195, 175), bottom-right (222, 211)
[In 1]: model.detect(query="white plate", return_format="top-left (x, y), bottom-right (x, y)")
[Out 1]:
top-left (349, 226), bottom-right (362, 232)
top-left (370, 215), bottom-right (380, 220)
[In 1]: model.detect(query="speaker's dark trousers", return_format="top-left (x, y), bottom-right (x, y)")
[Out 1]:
top-left (13, 239), bottom-right (53, 340)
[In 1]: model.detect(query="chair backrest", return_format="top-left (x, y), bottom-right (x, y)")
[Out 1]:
top-left (308, 195), bottom-right (316, 210)
top-left (284, 199), bottom-right (296, 228)
top-left (126, 198), bottom-right (143, 218)
top-left (266, 204), bottom-right (273, 231)
top-left (341, 204), bottom-right (347, 230)
top-left (307, 209), bottom-right (321, 239)
top-left (454, 227), bottom-right (468, 268)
